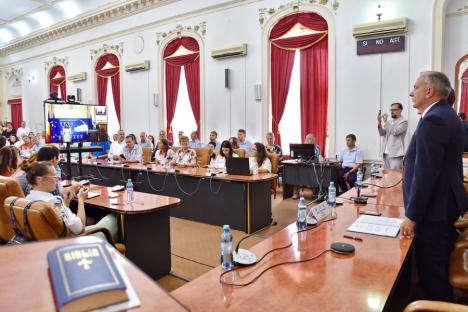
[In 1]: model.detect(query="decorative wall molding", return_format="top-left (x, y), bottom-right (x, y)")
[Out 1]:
top-left (156, 22), bottom-right (207, 45)
top-left (0, 0), bottom-right (178, 57)
top-left (90, 43), bottom-right (124, 60)
top-left (258, 0), bottom-right (340, 26)
top-left (44, 56), bottom-right (69, 72)
top-left (3, 67), bottom-right (23, 80)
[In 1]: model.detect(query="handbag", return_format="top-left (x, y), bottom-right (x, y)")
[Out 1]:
top-left (7, 198), bottom-right (38, 245)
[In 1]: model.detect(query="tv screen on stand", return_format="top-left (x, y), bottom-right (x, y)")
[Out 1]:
top-left (44, 103), bottom-right (108, 144)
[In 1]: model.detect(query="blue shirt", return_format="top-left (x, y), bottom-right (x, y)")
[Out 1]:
top-left (338, 146), bottom-right (363, 168)
top-left (189, 139), bottom-right (202, 148)
top-left (91, 141), bottom-right (111, 157)
top-left (239, 140), bottom-right (252, 153)
top-left (314, 145), bottom-right (321, 157)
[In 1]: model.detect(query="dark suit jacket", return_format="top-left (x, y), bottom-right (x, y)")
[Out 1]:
top-left (463, 121), bottom-right (468, 152)
top-left (403, 100), bottom-right (467, 224)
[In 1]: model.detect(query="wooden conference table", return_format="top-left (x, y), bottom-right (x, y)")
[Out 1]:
top-left (172, 170), bottom-right (411, 311)
top-left (65, 159), bottom-right (277, 233)
top-left (0, 237), bottom-right (189, 311)
top-left (70, 183), bottom-right (181, 279)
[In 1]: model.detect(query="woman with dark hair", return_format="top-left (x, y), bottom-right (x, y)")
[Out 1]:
top-left (7, 134), bottom-right (20, 147)
top-left (249, 142), bottom-right (271, 173)
top-left (2, 122), bottom-right (15, 138)
top-left (213, 140), bottom-right (238, 169)
top-left (148, 135), bottom-right (156, 148)
top-left (229, 137), bottom-right (240, 149)
top-left (153, 139), bottom-right (176, 165)
top-left (0, 146), bottom-right (19, 177)
top-left (25, 161), bottom-right (118, 239)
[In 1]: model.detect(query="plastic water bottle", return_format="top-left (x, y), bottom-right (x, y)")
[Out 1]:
top-left (356, 168), bottom-right (363, 187)
top-left (296, 197), bottom-right (307, 230)
top-left (370, 162), bottom-right (377, 179)
top-left (327, 182), bottom-right (336, 214)
top-left (220, 225), bottom-right (233, 270)
top-left (126, 179), bottom-right (134, 203)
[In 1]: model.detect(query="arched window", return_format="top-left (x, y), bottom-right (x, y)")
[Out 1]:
top-left (459, 69), bottom-right (468, 115)
top-left (163, 36), bottom-right (200, 142)
top-left (49, 65), bottom-right (66, 100)
top-left (95, 53), bottom-right (121, 137)
top-left (269, 12), bottom-right (328, 155)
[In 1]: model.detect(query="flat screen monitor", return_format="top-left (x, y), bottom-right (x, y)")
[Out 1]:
top-left (44, 103), bottom-right (108, 143)
top-left (289, 143), bottom-right (316, 161)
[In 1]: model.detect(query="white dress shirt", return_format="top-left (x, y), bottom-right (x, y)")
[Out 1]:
top-left (108, 140), bottom-right (125, 159)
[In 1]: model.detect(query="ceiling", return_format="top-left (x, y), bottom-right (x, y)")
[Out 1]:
top-left (0, 0), bottom-right (126, 47)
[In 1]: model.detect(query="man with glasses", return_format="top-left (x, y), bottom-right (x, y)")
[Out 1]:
top-left (377, 102), bottom-right (408, 169)
top-left (108, 130), bottom-right (126, 160)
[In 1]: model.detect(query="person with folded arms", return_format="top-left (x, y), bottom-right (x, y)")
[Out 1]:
top-left (170, 135), bottom-right (197, 167)
top-left (25, 161), bottom-right (118, 240)
top-left (249, 143), bottom-right (271, 173)
top-left (213, 140), bottom-right (239, 170)
top-left (120, 135), bottom-right (142, 163)
top-left (153, 139), bottom-right (176, 165)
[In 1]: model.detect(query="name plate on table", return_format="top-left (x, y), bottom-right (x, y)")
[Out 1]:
top-left (310, 201), bottom-right (332, 222)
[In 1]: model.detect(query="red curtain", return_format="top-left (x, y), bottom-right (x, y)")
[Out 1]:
top-left (95, 54), bottom-right (121, 123)
top-left (271, 46), bottom-right (295, 145)
top-left (49, 65), bottom-right (66, 100)
top-left (164, 36), bottom-right (200, 141)
top-left (460, 69), bottom-right (468, 115)
top-left (7, 98), bottom-right (22, 129)
top-left (269, 12), bottom-right (328, 154)
top-left (300, 37), bottom-right (328, 153)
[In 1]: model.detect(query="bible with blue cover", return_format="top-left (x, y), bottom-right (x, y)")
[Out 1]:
top-left (47, 242), bottom-right (128, 312)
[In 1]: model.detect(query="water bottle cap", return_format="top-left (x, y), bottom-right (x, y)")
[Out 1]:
top-left (299, 197), bottom-right (305, 201)
top-left (127, 179), bottom-right (132, 182)
top-left (223, 225), bottom-right (230, 231)
top-left (329, 181), bottom-right (334, 186)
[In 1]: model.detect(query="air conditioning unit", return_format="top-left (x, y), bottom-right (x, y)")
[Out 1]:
top-left (125, 60), bottom-right (150, 72)
top-left (352, 17), bottom-right (408, 39)
top-left (211, 44), bottom-right (247, 59)
top-left (67, 72), bottom-right (87, 82)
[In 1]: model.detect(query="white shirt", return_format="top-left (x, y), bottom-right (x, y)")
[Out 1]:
top-left (108, 140), bottom-right (125, 159)
top-left (26, 190), bottom-right (83, 235)
top-left (421, 101), bottom-right (440, 118)
top-left (16, 127), bottom-right (30, 139)
top-left (249, 156), bottom-right (272, 173)
top-left (213, 153), bottom-right (238, 169)
top-left (155, 149), bottom-right (176, 164)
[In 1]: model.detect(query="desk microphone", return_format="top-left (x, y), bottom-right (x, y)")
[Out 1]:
top-left (353, 183), bottom-right (368, 204)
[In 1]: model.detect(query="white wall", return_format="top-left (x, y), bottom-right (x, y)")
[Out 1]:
top-left (0, 0), bottom-right (454, 160)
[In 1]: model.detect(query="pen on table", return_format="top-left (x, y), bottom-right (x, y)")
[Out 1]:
top-left (343, 235), bottom-right (363, 241)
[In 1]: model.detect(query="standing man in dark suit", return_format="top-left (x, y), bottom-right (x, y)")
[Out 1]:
top-left (400, 71), bottom-right (467, 300)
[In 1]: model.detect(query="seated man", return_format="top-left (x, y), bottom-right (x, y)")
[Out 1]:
top-left (304, 133), bottom-right (321, 159)
top-left (237, 129), bottom-right (252, 153)
top-left (90, 136), bottom-right (111, 159)
top-left (120, 135), bottom-right (142, 163)
top-left (189, 131), bottom-right (203, 148)
top-left (108, 130), bottom-right (125, 160)
top-left (265, 132), bottom-right (283, 160)
top-left (139, 131), bottom-right (154, 149)
top-left (337, 134), bottom-right (363, 192)
top-left (208, 131), bottom-right (221, 149)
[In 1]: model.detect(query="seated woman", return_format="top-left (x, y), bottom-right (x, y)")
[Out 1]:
top-left (213, 140), bottom-right (238, 170)
top-left (154, 139), bottom-right (176, 165)
top-left (7, 134), bottom-right (21, 148)
top-left (207, 141), bottom-right (217, 164)
top-left (170, 135), bottom-right (197, 167)
top-left (0, 146), bottom-right (19, 177)
top-left (25, 161), bottom-right (118, 239)
top-left (229, 137), bottom-right (240, 149)
top-left (18, 135), bottom-right (34, 158)
top-left (249, 142), bottom-right (271, 173)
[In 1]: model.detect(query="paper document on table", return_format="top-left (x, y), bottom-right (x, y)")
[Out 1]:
top-left (347, 215), bottom-right (404, 237)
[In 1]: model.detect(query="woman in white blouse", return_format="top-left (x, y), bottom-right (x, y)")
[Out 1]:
top-left (154, 139), bottom-right (176, 165)
top-left (25, 161), bottom-right (118, 239)
top-left (213, 140), bottom-right (238, 170)
top-left (170, 135), bottom-right (197, 167)
top-left (249, 142), bottom-right (271, 173)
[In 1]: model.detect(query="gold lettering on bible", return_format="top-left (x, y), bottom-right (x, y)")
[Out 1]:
top-left (63, 248), bottom-right (100, 261)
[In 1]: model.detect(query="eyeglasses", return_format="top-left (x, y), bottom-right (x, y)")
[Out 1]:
top-left (42, 176), bottom-right (58, 180)
top-left (390, 108), bottom-right (401, 111)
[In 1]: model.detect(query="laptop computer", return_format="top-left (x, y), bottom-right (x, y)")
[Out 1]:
top-left (226, 158), bottom-right (252, 176)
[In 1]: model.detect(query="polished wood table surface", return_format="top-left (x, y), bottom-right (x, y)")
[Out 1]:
top-left (339, 169), bottom-right (404, 207)
top-left (0, 237), bottom-right (189, 311)
top-left (67, 182), bottom-right (181, 279)
top-left (172, 170), bottom-right (411, 311)
top-left (83, 184), bottom-right (181, 214)
top-left (66, 160), bottom-right (277, 233)
top-left (82, 159), bottom-right (277, 182)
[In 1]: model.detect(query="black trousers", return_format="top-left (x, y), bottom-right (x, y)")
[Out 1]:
top-left (415, 221), bottom-right (458, 301)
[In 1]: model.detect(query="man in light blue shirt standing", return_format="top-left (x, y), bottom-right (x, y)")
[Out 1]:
top-left (337, 134), bottom-right (363, 192)
top-left (237, 129), bottom-right (252, 153)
